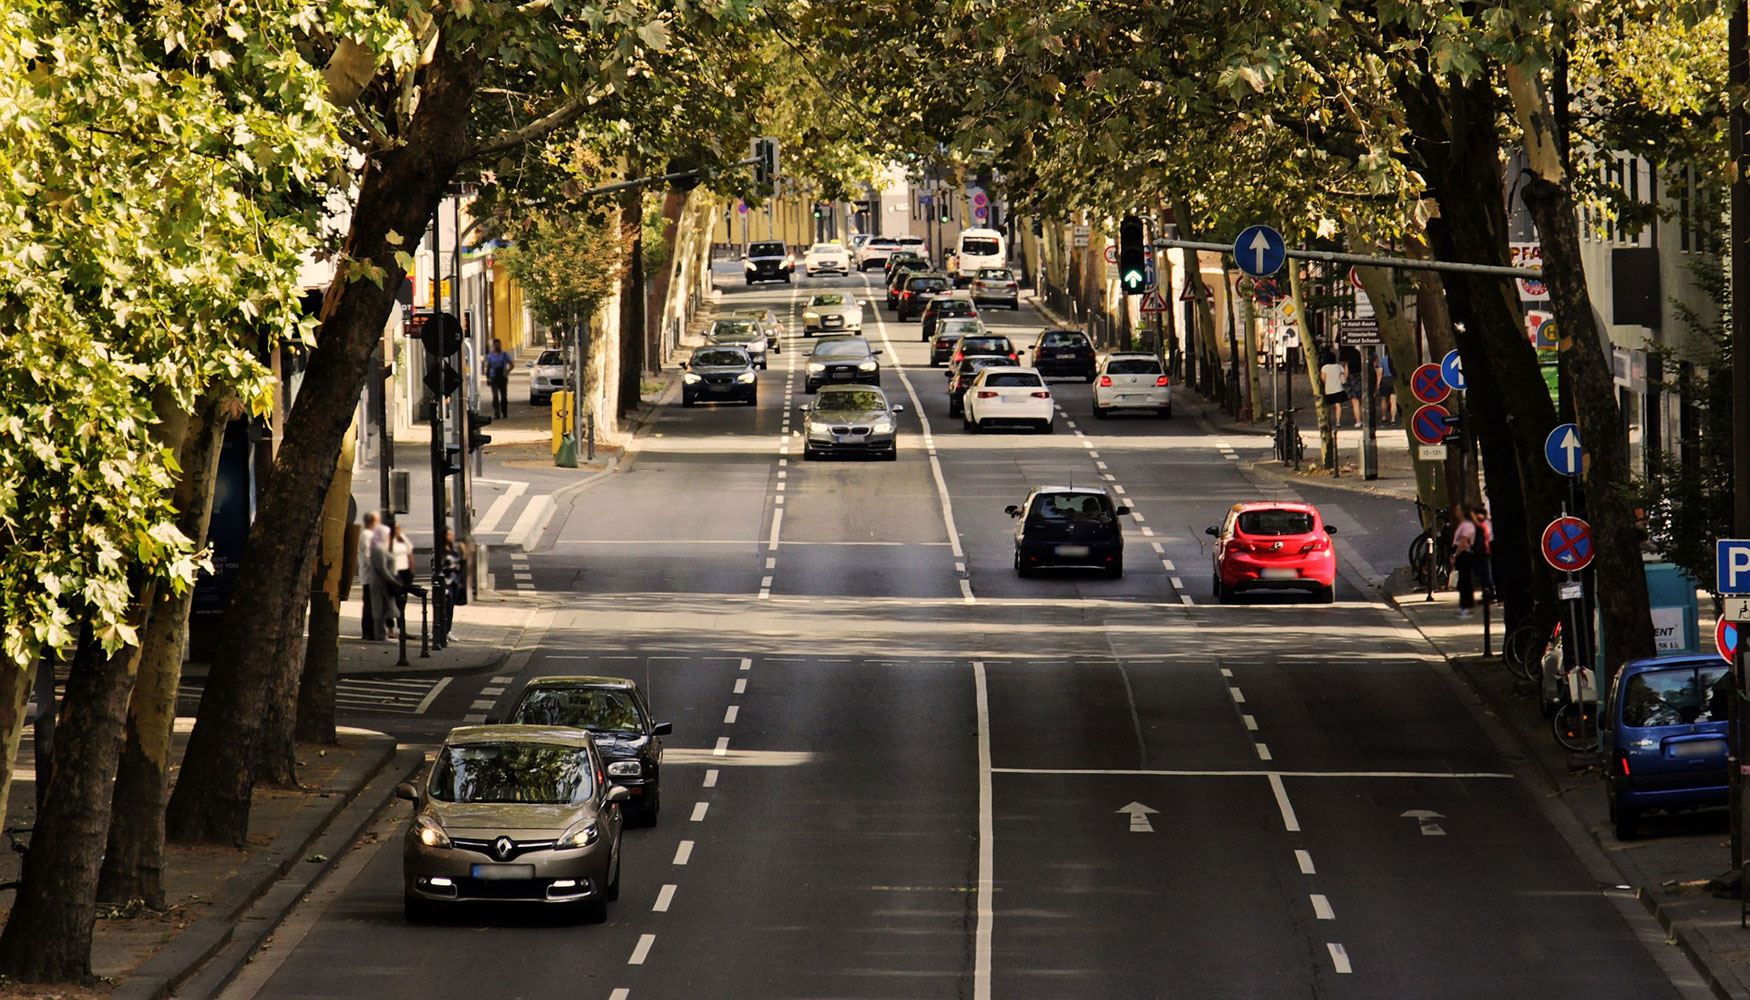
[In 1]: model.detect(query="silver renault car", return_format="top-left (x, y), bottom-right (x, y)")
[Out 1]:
top-left (399, 725), bottom-right (629, 922)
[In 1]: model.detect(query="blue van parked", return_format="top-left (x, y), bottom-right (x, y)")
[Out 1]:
top-left (1604, 653), bottom-right (1730, 840)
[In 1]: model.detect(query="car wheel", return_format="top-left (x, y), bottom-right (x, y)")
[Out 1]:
top-left (747, 392), bottom-right (758, 406)
top-left (682, 395), bottom-right (696, 408)
top-left (744, 278), bottom-right (754, 286)
top-left (1093, 405), bottom-right (1110, 419)
top-left (883, 446), bottom-right (898, 461)
top-left (404, 894), bottom-right (440, 924)
top-left (1014, 550), bottom-right (1032, 578)
top-left (1316, 583), bottom-right (1336, 604)
top-left (803, 446), bottom-right (818, 461)
top-left (1163, 405), bottom-right (1173, 418)
top-left (1107, 558), bottom-right (1124, 579)
top-left (1040, 420), bottom-right (1054, 433)
top-left (962, 412), bottom-right (977, 432)
top-left (1612, 799), bottom-right (1638, 841)
top-left (948, 399), bottom-right (962, 417)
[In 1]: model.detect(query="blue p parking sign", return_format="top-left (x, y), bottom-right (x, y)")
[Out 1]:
top-left (1718, 540), bottom-right (1750, 595)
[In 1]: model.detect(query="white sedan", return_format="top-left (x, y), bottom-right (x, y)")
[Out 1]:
top-left (962, 366), bottom-right (1054, 433)
top-left (1093, 353), bottom-right (1172, 418)
top-left (803, 242), bottom-right (852, 276)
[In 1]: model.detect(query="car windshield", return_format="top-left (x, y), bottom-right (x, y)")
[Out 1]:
top-left (961, 358), bottom-right (1015, 376)
top-left (428, 741), bottom-right (594, 804)
top-left (1236, 510), bottom-right (1317, 536)
top-left (1108, 358), bottom-right (1162, 375)
top-left (962, 238), bottom-right (1001, 256)
top-left (961, 337), bottom-right (1012, 354)
top-left (985, 372), bottom-right (1043, 388)
top-left (535, 350), bottom-right (563, 366)
top-left (814, 390), bottom-right (886, 412)
top-left (941, 320), bottom-right (982, 336)
top-left (1041, 331), bottom-right (1088, 347)
top-left (511, 688), bottom-right (645, 734)
top-left (813, 340), bottom-right (870, 358)
top-left (748, 242), bottom-right (785, 256)
top-left (934, 301), bottom-right (974, 315)
top-left (1622, 666), bottom-right (1730, 727)
top-left (895, 238), bottom-right (926, 247)
top-left (709, 322), bottom-right (757, 339)
top-left (908, 277), bottom-right (948, 292)
top-left (810, 294), bottom-right (847, 306)
top-left (692, 349), bottom-right (748, 367)
top-left (1032, 493), bottom-right (1114, 523)
top-left (977, 268), bottom-right (1013, 280)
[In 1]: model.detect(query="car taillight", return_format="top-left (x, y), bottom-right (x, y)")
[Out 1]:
top-left (1299, 538), bottom-right (1331, 553)
top-left (1007, 352), bottom-right (1018, 361)
top-left (1156, 375), bottom-right (1171, 387)
top-left (1227, 541), bottom-right (1250, 554)
top-left (1006, 282), bottom-right (1017, 290)
top-left (1030, 391), bottom-right (1051, 399)
top-left (976, 390), bottom-right (998, 399)
top-left (902, 291), bottom-right (914, 299)
top-left (1099, 375), bottom-right (1113, 387)
top-left (952, 352), bottom-right (964, 362)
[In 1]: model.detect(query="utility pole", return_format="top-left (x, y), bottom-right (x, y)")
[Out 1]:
top-left (426, 202), bottom-right (448, 641)
top-left (1728, 0), bottom-right (1749, 870)
top-left (450, 193), bottom-right (471, 602)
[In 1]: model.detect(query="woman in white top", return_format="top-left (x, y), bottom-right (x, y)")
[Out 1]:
top-left (1318, 352), bottom-right (1347, 428)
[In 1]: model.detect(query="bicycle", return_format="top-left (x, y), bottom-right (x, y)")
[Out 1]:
top-left (1273, 408), bottom-right (1305, 468)
top-left (1546, 624), bottom-right (1598, 751)
top-left (1408, 500), bottom-right (1452, 592)
top-left (1503, 620), bottom-right (1552, 682)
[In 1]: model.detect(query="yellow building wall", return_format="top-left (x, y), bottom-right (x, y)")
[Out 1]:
top-left (491, 269), bottom-right (528, 350)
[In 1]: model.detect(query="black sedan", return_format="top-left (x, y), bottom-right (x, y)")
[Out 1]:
top-left (1007, 486), bottom-right (1130, 578)
top-left (946, 355), bottom-right (1017, 417)
top-left (498, 675), bottom-right (672, 825)
top-left (804, 337), bottom-right (883, 393)
top-left (681, 348), bottom-right (758, 406)
top-left (800, 385), bottom-right (904, 461)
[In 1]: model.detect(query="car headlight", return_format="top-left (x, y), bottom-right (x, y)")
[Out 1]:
top-left (744, 260), bottom-right (756, 270)
top-left (857, 360), bottom-right (878, 371)
top-left (872, 420), bottom-right (896, 434)
top-left (559, 820), bottom-right (599, 849)
top-left (807, 420), bottom-right (833, 437)
top-left (803, 311), bottom-right (819, 322)
top-left (736, 372), bottom-right (756, 383)
top-left (607, 760), bottom-right (643, 777)
top-left (683, 372), bottom-right (701, 384)
top-left (414, 814), bottom-right (451, 849)
top-left (807, 363), bottom-right (825, 373)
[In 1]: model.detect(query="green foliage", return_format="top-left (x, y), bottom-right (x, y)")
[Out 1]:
top-left (0, 0), bottom-right (344, 666)
top-left (496, 211), bottom-right (629, 325)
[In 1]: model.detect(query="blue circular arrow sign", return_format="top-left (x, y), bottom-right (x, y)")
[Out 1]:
top-left (1440, 349), bottom-right (1466, 391)
top-left (1233, 225), bottom-right (1287, 279)
top-left (1544, 423), bottom-right (1583, 476)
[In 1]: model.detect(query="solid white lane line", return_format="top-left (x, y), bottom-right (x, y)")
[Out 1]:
top-left (1228, 687), bottom-right (1246, 703)
top-left (691, 801), bottom-right (708, 822)
top-left (673, 841), bottom-right (693, 865)
top-left (739, 657), bottom-right (752, 671)
top-left (1268, 773), bottom-right (1302, 832)
top-left (734, 678), bottom-right (747, 694)
top-left (653, 884), bottom-right (677, 913)
top-left (973, 660), bottom-right (994, 1000)
top-left (703, 769), bottom-right (719, 787)
top-left (724, 705), bottom-right (739, 724)
top-left (1242, 714), bottom-right (1259, 731)
top-left (1327, 943), bottom-right (1352, 974)
top-left (1255, 743), bottom-right (1273, 761)
top-left (713, 737), bottom-right (729, 756)
top-left (1311, 894), bottom-right (1334, 920)
top-left (994, 767), bottom-right (1516, 779)
top-left (1296, 850), bottom-right (1316, 874)
top-left (629, 934), bottom-right (655, 965)
top-left (413, 677), bottom-right (452, 715)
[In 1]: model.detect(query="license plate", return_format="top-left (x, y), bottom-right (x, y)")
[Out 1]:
top-left (1670, 740), bottom-right (1725, 759)
top-left (837, 435), bottom-right (865, 443)
top-left (1056, 545), bottom-right (1090, 557)
top-left (471, 864), bottom-right (536, 880)
top-left (1261, 568), bottom-right (1299, 580)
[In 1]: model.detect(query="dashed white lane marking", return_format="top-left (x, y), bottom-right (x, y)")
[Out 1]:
top-left (480, 686), bottom-right (504, 696)
top-left (1113, 485), bottom-right (1126, 495)
top-left (1096, 461), bottom-right (1108, 470)
top-left (1327, 942), bottom-right (1352, 974)
top-left (1141, 526), bottom-right (1155, 536)
top-left (654, 884), bottom-right (677, 912)
top-left (972, 660), bottom-right (994, 1000)
top-left (1152, 542), bottom-right (1166, 554)
top-left (673, 841), bottom-right (694, 865)
top-left (492, 675), bottom-right (513, 685)
top-left (1296, 850), bottom-right (1316, 874)
top-left (703, 769), bottom-right (719, 787)
top-left (610, 990), bottom-right (630, 1000)
top-left (723, 705), bottom-right (739, 724)
top-left (1161, 558), bottom-right (1175, 570)
top-left (734, 678), bottom-right (747, 694)
top-left (713, 736), bottom-right (729, 756)
top-left (760, 576), bottom-right (774, 588)
top-left (1087, 450), bottom-right (1100, 458)
top-left (1219, 668), bottom-right (1233, 677)
top-left (1255, 743), bottom-right (1273, 761)
top-left (1224, 453), bottom-right (1240, 461)
top-left (1311, 894), bottom-right (1334, 920)
top-left (629, 934), bottom-right (655, 965)
top-left (1170, 576), bottom-right (1184, 590)
top-left (739, 657), bottom-right (752, 671)
top-left (769, 509), bottom-right (783, 551)
top-left (470, 699), bottom-right (494, 711)
top-left (1131, 512), bottom-right (1145, 523)
top-left (1242, 714), bottom-right (1259, 731)
top-left (1228, 686), bottom-right (1246, 703)
top-left (774, 495), bottom-right (785, 505)
top-left (1180, 594), bottom-right (1195, 606)
top-left (1268, 774), bottom-right (1302, 832)
top-left (765, 557), bottom-right (776, 570)
top-left (691, 801), bottom-right (709, 822)
top-left (461, 713), bottom-right (486, 724)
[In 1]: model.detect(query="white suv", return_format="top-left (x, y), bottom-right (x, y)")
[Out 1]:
top-left (1092, 353), bottom-right (1172, 418)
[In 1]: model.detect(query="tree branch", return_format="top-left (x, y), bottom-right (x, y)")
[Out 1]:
top-left (466, 95), bottom-right (594, 160)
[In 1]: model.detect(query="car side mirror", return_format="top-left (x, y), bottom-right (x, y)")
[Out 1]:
top-left (1205, 526), bottom-right (1219, 537)
top-left (891, 404), bottom-right (905, 413)
top-left (1116, 506), bottom-right (1132, 517)
top-left (678, 361), bottom-right (688, 370)
top-left (395, 782), bottom-right (419, 803)
top-left (653, 722), bottom-right (673, 736)
top-left (1325, 525), bottom-right (1337, 534)
top-left (797, 405), bottom-right (810, 413)
top-left (1005, 505), bottom-right (1022, 518)
top-left (605, 786), bottom-right (632, 805)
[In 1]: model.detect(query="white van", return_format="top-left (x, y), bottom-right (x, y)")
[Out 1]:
top-left (954, 228), bottom-right (1007, 284)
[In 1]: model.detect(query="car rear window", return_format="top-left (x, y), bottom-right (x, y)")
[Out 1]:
top-left (1107, 358), bottom-right (1162, 375)
top-left (936, 301), bottom-right (974, 315)
top-left (811, 244), bottom-right (841, 253)
top-left (961, 238), bottom-right (1001, 256)
top-left (977, 268), bottom-right (1014, 280)
top-left (895, 237), bottom-right (926, 247)
top-left (961, 337), bottom-right (1012, 353)
top-left (1621, 666), bottom-right (1729, 727)
top-left (908, 277), bottom-right (948, 292)
top-left (962, 358), bottom-right (1015, 374)
top-left (1041, 331), bottom-right (1089, 348)
top-left (1236, 510), bottom-right (1316, 535)
top-left (985, 372), bottom-right (1043, 388)
top-left (748, 242), bottom-right (785, 256)
top-left (1032, 493), bottom-right (1113, 522)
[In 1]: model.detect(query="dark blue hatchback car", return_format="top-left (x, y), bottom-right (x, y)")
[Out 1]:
top-left (1604, 653), bottom-right (1730, 840)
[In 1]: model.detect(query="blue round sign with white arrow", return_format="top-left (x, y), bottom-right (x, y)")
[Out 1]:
top-left (1544, 423), bottom-right (1583, 477)
top-left (1233, 225), bottom-right (1287, 279)
top-left (1440, 349), bottom-right (1466, 392)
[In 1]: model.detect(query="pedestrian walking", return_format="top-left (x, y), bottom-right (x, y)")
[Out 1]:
top-left (368, 518), bottom-right (400, 639)
top-left (1376, 351), bottom-right (1397, 423)
top-left (1471, 504), bottom-right (1494, 601)
top-left (356, 511), bottom-right (382, 639)
top-left (1452, 504), bottom-right (1480, 617)
top-left (1341, 347), bottom-right (1365, 428)
top-left (1318, 351), bottom-right (1348, 428)
top-left (390, 521), bottom-right (415, 592)
top-left (486, 338), bottom-right (514, 419)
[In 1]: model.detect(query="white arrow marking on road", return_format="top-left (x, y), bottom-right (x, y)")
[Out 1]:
top-left (1117, 801), bottom-right (1159, 833)
top-left (1401, 809), bottom-right (1446, 836)
top-left (1249, 230), bottom-right (1272, 273)
top-left (1558, 427), bottom-right (1581, 471)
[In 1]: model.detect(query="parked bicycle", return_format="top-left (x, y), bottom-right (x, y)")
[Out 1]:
top-left (1408, 500), bottom-right (1452, 592)
top-left (1503, 619), bottom-right (1552, 682)
top-left (1273, 408), bottom-right (1305, 468)
top-left (1543, 623), bottom-right (1599, 751)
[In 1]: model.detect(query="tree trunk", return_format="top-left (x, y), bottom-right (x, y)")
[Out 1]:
top-left (646, 188), bottom-right (686, 370)
top-left (1287, 265), bottom-right (1336, 468)
top-left (1509, 63), bottom-right (1656, 666)
top-left (296, 420), bottom-right (358, 745)
top-left (97, 396), bottom-right (231, 908)
top-left (0, 616), bottom-right (146, 981)
top-left (166, 41), bottom-right (485, 846)
top-left (617, 169), bottom-right (645, 419)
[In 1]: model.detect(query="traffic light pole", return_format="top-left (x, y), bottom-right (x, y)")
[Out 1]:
top-left (1728, 0), bottom-right (1749, 871)
top-left (450, 195), bottom-right (471, 605)
top-left (427, 203), bottom-right (449, 645)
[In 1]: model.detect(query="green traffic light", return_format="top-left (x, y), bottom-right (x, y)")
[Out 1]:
top-left (1123, 270), bottom-right (1143, 288)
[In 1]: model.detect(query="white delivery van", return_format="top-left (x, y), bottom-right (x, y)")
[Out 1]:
top-left (955, 228), bottom-right (1007, 284)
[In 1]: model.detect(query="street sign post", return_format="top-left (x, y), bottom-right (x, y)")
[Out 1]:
top-left (1544, 423), bottom-right (1584, 477)
top-left (1718, 539), bottom-right (1750, 595)
top-left (1337, 319), bottom-right (1380, 346)
top-left (1410, 364), bottom-right (1449, 405)
top-left (1540, 516), bottom-right (1595, 572)
top-left (1440, 349), bottom-right (1466, 391)
top-left (1233, 225), bottom-right (1287, 278)
top-left (1411, 404), bottom-right (1451, 445)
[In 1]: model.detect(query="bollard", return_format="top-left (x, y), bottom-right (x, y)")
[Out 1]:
top-left (395, 595), bottom-right (410, 667)
top-left (419, 590), bottom-right (430, 658)
top-left (1482, 595), bottom-right (1493, 657)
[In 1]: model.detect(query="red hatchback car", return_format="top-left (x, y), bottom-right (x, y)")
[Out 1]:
top-left (1206, 502), bottom-right (1338, 603)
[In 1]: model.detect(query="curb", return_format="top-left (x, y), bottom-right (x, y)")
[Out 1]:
top-left (114, 733), bottom-right (409, 1000)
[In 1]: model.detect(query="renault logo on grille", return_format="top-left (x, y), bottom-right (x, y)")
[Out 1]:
top-left (493, 836), bottom-right (515, 861)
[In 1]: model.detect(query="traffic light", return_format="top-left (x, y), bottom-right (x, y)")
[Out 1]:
top-left (751, 137), bottom-right (779, 186)
top-left (417, 311), bottom-right (464, 398)
top-left (467, 411), bottom-right (493, 453)
top-left (813, 204), bottom-right (822, 219)
top-left (1119, 215), bottom-right (1146, 295)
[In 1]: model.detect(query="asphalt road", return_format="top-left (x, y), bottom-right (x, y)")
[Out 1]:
top-left (220, 268), bottom-right (1694, 999)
